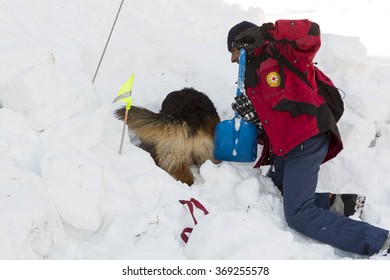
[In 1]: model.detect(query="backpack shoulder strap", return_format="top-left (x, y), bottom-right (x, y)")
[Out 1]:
top-left (267, 43), bottom-right (314, 90)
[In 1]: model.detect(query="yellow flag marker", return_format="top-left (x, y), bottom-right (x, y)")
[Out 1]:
top-left (113, 73), bottom-right (134, 109)
top-left (113, 74), bottom-right (135, 154)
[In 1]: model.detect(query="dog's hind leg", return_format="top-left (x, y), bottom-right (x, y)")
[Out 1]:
top-left (168, 162), bottom-right (194, 186)
top-left (157, 147), bottom-right (194, 186)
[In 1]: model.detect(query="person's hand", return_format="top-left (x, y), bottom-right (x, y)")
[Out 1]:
top-left (231, 95), bottom-right (260, 125)
top-left (232, 23), bottom-right (273, 51)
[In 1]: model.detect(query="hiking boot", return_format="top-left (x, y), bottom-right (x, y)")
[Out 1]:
top-left (329, 193), bottom-right (366, 218)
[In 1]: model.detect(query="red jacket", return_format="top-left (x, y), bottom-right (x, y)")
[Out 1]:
top-left (246, 19), bottom-right (343, 163)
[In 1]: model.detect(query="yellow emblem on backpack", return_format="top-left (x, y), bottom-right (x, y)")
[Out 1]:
top-left (266, 72), bottom-right (281, 87)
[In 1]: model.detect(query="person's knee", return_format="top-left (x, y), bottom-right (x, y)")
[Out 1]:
top-left (284, 207), bottom-right (312, 232)
top-left (284, 210), bottom-right (300, 229)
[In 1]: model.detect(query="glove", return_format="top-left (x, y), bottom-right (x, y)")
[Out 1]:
top-left (232, 23), bottom-right (274, 51)
top-left (231, 95), bottom-right (261, 126)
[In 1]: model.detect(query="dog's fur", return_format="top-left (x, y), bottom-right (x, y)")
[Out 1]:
top-left (114, 87), bottom-right (221, 185)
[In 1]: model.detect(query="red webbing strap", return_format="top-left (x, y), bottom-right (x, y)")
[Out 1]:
top-left (179, 198), bottom-right (209, 243)
top-left (180, 227), bottom-right (193, 244)
top-left (254, 134), bottom-right (271, 168)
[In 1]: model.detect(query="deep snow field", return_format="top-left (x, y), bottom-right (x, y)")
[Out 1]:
top-left (1, 0), bottom-right (390, 267)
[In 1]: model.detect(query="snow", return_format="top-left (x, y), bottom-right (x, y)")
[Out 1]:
top-left (1, 0), bottom-right (390, 261)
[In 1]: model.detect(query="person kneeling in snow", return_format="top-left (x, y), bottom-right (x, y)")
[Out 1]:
top-left (227, 19), bottom-right (390, 256)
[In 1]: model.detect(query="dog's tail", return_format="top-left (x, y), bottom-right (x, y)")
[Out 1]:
top-left (114, 106), bottom-right (189, 144)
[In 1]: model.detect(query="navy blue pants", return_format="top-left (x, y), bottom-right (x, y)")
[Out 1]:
top-left (268, 133), bottom-right (388, 256)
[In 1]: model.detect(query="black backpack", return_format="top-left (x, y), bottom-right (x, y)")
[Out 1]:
top-left (314, 67), bottom-right (344, 123)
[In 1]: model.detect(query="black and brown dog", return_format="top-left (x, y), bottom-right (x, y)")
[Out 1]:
top-left (115, 87), bottom-right (221, 185)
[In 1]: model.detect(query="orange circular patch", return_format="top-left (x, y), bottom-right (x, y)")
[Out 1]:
top-left (266, 72), bottom-right (281, 87)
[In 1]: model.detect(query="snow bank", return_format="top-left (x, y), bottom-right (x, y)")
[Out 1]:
top-left (1, 0), bottom-right (390, 260)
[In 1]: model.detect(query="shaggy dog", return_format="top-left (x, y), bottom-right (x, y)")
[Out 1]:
top-left (114, 87), bottom-right (221, 185)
